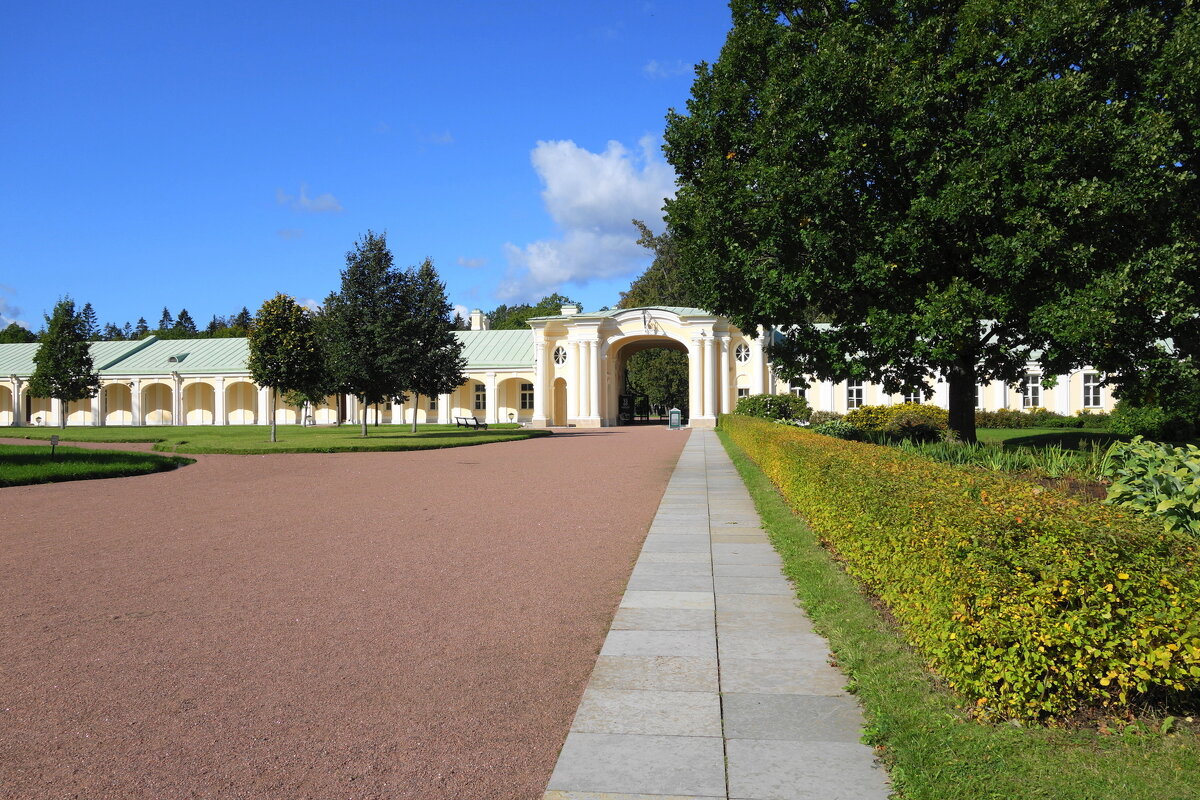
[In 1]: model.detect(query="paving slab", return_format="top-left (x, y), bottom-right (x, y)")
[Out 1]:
top-left (544, 429), bottom-right (889, 800)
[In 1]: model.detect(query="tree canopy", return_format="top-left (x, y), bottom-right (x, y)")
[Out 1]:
top-left (247, 293), bottom-right (326, 442)
top-left (663, 0), bottom-right (1200, 441)
top-left (27, 298), bottom-right (99, 428)
top-left (617, 220), bottom-right (698, 310)
top-left (0, 322), bottom-right (37, 344)
top-left (323, 231), bottom-right (415, 436)
top-left (486, 293), bottom-right (579, 330)
top-left (401, 259), bottom-right (466, 431)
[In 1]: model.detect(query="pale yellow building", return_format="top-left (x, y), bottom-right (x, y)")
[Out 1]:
top-left (0, 305), bottom-right (1114, 428)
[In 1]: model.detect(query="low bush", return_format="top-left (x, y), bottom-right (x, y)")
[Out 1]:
top-left (808, 410), bottom-right (844, 426)
top-left (1104, 437), bottom-right (1200, 537)
top-left (975, 408), bottom-right (1111, 429)
top-left (1109, 401), bottom-right (1195, 441)
top-left (734, 392), bottom-right (811, 421)
top-left (811, 419), bottom-right (862, 440)
top-left (842, 403), bottom-right (949, 442)
top-left (722, 414), bottom-right (1200, 721)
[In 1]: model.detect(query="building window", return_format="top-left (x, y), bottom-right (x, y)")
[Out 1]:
top-left (737, 387), bottom-right (750, 399)
top-left (1082, 373), bottom-right (1101, 408)
top-left (553, 346), bottom-right (567, 366)
top-left (789, 378), bottom-right (806, 397)
top-left (903, 390), bottom-right (921, 404)
top-left (428, 395), bottom-right (438, 411)
top-left (1022, 374), bottom-right (1041, 408)
top-left (474, 383), bottom-right (486, 411)
top-left (847, 380), bottom-right (864, 409)
top-left (976, 385), bottom-right (984, 409)
top-left (735, 343), bottom-right (751, 363)
top-left (520, 382), bottom-right (534, 410)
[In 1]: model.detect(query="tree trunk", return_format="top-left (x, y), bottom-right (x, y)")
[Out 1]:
top-left (59, 399), bottom-right (66, 429)
top-left (946, 355), bottom-right (977, 444)
top-left (360, 396), bottom-right (368, 437)
top-left (411, 395), bottom-right (419, 434)
top-left (270, 387), bottom-right (277, 442)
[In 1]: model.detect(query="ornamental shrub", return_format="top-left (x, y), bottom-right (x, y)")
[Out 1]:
top-left (723, 414), bottom-right (1200, 721)
top-left (843, 403), bottom-right (949, 441)
top-left (1109, 401), bottom-right (1194, 440)
top-left (808, 410), bottom-right (844, 426)
top-left (1104, 437), bottom-right (1200, 537)
top-left (734, 393), bottom-right (811, 422)
top-left (811, 419), bottom-right (862, 440)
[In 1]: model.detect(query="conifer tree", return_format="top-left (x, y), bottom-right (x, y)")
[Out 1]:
top-left (324, 231), bottom-right (413, 437)
top-left (134, 317), bottom-right (150, 338)
top-left (27, 298), bottom-right (100, 428)
top-left (175, 308), bottom-right (198, 336)
top-left (403, 258), bottom-right (466, 431)
top-left (79, 302), bottom-right (99, 340)
top-left (157, 307), bottom-right (174, 331)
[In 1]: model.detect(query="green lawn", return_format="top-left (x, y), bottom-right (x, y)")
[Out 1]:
top-left (976, 427), bottom-right (1125, 449)
top-left (717, 428), bottom-right (1199, 800)
top-left (5, 423), bottom-right (551, 455)
top-left (0, 443), bottom-right (193, 487)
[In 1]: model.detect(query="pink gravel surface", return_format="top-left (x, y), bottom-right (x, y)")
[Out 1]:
top-left (0, 427), bottom-right (688, 799)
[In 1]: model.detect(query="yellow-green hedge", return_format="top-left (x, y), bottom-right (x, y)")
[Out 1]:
top-left (724, 415), bottom-right (1200, 720)
top-left (843, 402), bottom-right (949, 432)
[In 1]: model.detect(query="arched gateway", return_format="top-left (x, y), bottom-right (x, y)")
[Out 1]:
top-left (524, 305), bottom-right (769, 429)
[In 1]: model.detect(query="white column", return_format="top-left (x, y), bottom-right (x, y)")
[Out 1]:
top-left (718, 336), bottom-right (731, 415)
top-left (750, 329), bottom-right (765, 395)
top-left (392, 398), bottom-right (403, 424)
top-left (131, 379), bottom-right (142, 425)
top-left (258, 386), bottom-right (271, 426)
top-left (532, 338), bottom-right (548, 426)
top-left (1057, 373), bottom-right (1071, 415)
top-left (688, 337), bottom-right (703, 420)
top-left (436, 393), bottom-right (450, 424)
top-left (93, 386), bottom-right (103, 426)
top-left (994, 380), bottom-right (1008, 410)
top-left (50, 398), bottom-right (63, 427)
top-left (485, 372), bottom-right (499, 425)
top-left (702, 335), bottom-right (717, 420)
top-left (215, 377), bottom-right (226, 425)
top-left (823, 379), bottom-right (835, 413)
top-left (579, 343), bottom-right (590, 418)
top-left (569, 340), bottom-right (581, 422)
top-left (587, 339), bottom-right (601, 422)
top-left (8, 378), bottom-right (21, 427)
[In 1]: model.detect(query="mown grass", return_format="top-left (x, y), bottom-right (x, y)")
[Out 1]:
top-left (975, 427), bottom-right (1126, 449)
top-left (7, 423), bottom-right (551, 455)
top-left (717, 427), bottom-right (1200, 800)
top-left (0, 443), bottom-right (193, 487)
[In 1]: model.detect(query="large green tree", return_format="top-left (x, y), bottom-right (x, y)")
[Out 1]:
top-left (324, 231), bottom-right (413, 437)
top-left (487, 293), bottom-right (580, 330)
top-left (247, 293), bottom-right (326, 442)
top-left (0, 322), bottom-right (37, 343)
top-left (401, 259), bottom-right (467, 432)
top-left (664, 0), bottom-right (1200, 441)
top-left (27, 298), bottom-right (100, 428)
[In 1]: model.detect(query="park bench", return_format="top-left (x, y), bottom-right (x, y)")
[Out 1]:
top-left (454, 415), bottom-right (488, 430)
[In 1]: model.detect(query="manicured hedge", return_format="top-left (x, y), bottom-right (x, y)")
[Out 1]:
top-left (723, 415), bottom-right (1200, 721)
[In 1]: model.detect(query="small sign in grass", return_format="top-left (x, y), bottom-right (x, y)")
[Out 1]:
top-left (0, 444), bottom-right (193, 488)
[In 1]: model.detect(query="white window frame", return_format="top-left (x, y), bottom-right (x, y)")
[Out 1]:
top-left (473, 383), bottom-right (486, 411)
top-left (735, 342), bottom-right (751, 363)
top-left (1082, 373), bottom-right (1102, 408)
top-left (428, 395), bottom-right (438, 411)
top-left (788, 378), bottom-right (806, 397)
top-left (520, 382), bottom-right (534, 410)
top-left (847, 380), bottom-right (864, 409)
top-left (903, 390), bottom-right (921, 404)
top-left (1022, 374), bottom-right (1041, 409)
top-left (737, 387), bottom-right (750, 399)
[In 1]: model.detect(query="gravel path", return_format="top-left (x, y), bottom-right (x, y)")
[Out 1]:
top-left (0, 427), bottom-right (688, 799)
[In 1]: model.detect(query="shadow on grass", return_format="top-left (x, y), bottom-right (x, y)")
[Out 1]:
top-left (998, 431), bottom-right (1128, 449)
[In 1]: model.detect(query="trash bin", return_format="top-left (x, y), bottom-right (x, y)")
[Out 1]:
top-left (668, 408), bottom-right (682, 429)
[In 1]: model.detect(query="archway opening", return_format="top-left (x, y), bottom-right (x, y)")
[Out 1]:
top-left (104, 384), bottom-right (133, 426)
top-left (551, 377), bottom-right (568, 426)
top-left (614, 337), bottom-right (689, 425)
top-left (185, 383), bottom-right (216, 425)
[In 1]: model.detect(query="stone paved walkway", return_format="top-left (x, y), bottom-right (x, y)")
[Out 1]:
top-left (543, 428), bottom-right (891, 800)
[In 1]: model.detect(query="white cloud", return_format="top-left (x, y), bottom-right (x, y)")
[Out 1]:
top-left (0, 285), bottom-right (29, 329)
top-left (453, 304), bottom-right (470, 321)
top-left (457, 256), bottom-right (487, 269)
top-left (297, 298), bottom-right (321, 314)
top-left (499, 136), bottom-right (675, 300)
top-left (276, 183), bottom-right (343, 214)
top-left (643, 59), bottom-right (691, 79)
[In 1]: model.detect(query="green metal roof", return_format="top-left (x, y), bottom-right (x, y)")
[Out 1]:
top-left (106, 337), bottom-right (251, 375)
top-left (528, 305), bottom-right (713, 321)
top-left (455, 330), bottom-right (534, 368)
top-left (0, 339), bottom-right (153, 377)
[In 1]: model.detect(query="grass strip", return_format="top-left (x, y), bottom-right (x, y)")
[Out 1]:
top-left (0, 443), bottom-right (193, 488)
top-left (7, 424), bottom-right (552, 455)
top-left (716, 427), bottom-right (1199, 800)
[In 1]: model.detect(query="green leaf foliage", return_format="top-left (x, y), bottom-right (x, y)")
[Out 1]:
top-left (27, 298), bottom-right (100, 427)
top-left (734, 392), bottom-right (811, 421)
top-left (664, 2), bottom-right (1200, 443)
top-left (724, 415), bottom-right (1200, 721)
top-left (1104, 436), bottom-right (1200, 536)
top-left (247, 293), bottom-right (326, 442)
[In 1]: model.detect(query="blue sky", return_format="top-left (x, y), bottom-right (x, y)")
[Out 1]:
top-left (0, 1), bottom-right (732, 331)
